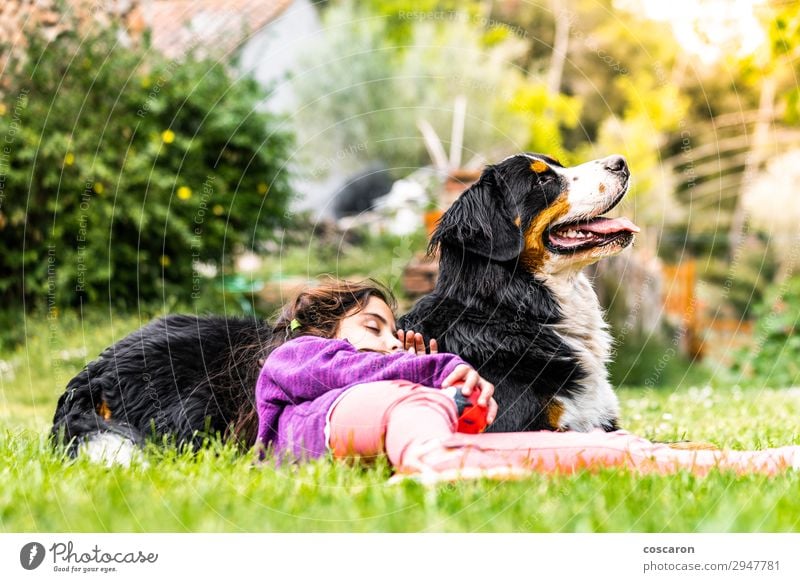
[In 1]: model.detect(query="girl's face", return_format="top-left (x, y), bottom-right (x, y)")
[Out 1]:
top-left (334, 296), bottom-right (403, 354)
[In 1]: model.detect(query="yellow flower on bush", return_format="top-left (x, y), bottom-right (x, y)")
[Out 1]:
top-left (64, 152), bottom-right (75, 166)
top-left (177, 186), bottom-right (192, 200)
top-left (257, 182), bottom-right (269, 195)
top-left (161, 129), bottom-right (175, 144)
top-left (93, 182), bottom-right (105, 194)
top-left (0, 104), bottom-right (6, 116)
top-left (160, 255), bottom-right (171, 267)
top-left (212, 204), bottom-right (224, 216)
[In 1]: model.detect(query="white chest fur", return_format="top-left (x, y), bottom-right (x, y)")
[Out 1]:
top-left (542, 272), bottom-right (620, 431)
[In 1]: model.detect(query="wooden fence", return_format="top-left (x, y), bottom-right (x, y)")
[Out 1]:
top-left (661, 259), bottom-right (754, 362)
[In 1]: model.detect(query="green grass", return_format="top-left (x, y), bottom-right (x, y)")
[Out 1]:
top-left (1, 312), bottom-right (799, 532)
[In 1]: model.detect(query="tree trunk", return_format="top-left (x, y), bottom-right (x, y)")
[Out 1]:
top-left (546, 0), bottom-right (570, 95)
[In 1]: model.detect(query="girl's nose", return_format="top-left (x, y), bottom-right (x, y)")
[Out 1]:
top-left (388, 334), bottom-right (403, 353)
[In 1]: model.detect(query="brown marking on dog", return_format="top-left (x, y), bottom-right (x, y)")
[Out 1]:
top-left (530, 160), bottom-right (549, 174)
top-left (97, 400), bottom-right (112, 421)
top-left (598, 183), bottom-right (605, 193)
top-left (513, 215), bottom-right (521, 227)
top-left (545, 399), bottom-right (564, 429)
top-left (520, 195), bottom-right (571, 272)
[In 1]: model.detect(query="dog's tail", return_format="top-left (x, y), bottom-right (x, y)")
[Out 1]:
top-left (51, 357), bottom-right (145, 466)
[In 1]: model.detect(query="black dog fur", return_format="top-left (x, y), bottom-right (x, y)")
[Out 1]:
top-left (51, 315), bottom-right (271, 454)
top-left (401, 157), bottom-right (596, 432)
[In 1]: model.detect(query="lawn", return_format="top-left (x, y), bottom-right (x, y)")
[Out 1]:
top-left (1, 311), bottom-right (799, 533)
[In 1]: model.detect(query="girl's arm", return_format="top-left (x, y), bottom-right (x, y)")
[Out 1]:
top-left (262, 336), bottom-right (466, 402)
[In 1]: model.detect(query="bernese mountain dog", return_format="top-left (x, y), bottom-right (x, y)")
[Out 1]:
top-left (50, 153), bottom-right (637, 462)
top-left (399, 153), bottom-right (638, 432)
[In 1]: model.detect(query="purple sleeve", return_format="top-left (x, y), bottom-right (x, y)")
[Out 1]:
top-left (263, 336), bottom-right (466, 401)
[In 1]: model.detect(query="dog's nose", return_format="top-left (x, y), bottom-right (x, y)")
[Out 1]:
top-left (603, 155), bottom-right (628, 175)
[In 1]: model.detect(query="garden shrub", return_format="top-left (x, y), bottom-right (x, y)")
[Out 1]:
top-left (732, 274), bottom-right (800, 387)
top-left (0, 22), bottom-right (294, 312)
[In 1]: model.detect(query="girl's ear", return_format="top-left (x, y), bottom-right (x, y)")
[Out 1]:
top-left (429, 168), bottom-right (523, 262)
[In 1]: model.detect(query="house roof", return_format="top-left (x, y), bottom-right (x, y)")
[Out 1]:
top-left (0, 0), bottom-right (293, 61)
top-left (138, 0), bottom-right (294, 59)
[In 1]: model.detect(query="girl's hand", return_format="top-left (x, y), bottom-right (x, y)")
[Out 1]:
top-left (397, 329), bottom-right (438, 355)
top-left (441, 364), bottom-right (497, 425)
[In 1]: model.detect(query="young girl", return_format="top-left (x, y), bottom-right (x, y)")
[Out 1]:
top-left (256, 278), bottom-right (800, 482)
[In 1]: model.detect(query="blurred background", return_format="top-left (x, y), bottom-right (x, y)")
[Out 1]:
top-left (1, 0), bottom-right (799, 430)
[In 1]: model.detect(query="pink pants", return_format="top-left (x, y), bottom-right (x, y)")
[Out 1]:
top-left (328, 381), bottom-right (799, 479)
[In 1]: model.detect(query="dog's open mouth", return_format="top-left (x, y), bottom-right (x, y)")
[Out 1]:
top-left (546, 216), bottom-right (640, 253)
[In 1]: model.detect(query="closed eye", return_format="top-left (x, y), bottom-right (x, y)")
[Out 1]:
top-left (361, 311), bottom-right (395, 336)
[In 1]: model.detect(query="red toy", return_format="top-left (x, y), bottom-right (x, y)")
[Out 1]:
top-left (453, 386), bottom-right (489, 434)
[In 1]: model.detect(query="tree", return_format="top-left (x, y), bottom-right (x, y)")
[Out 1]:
top-left (291, 1), bottom-right (536, 174)
top-left (728, 1), bottom-right (800, 259)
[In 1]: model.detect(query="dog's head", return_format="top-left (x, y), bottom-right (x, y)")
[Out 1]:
top-left (431, 153), bottom-right (639, 275)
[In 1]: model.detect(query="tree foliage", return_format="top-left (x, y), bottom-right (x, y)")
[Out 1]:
top-left (292, 1), bottom-right (562, 174)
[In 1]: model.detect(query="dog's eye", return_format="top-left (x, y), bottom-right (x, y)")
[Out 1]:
top-left (530, 160), bottom-right (556, 185)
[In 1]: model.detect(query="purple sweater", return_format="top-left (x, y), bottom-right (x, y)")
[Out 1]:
top-left (255, 335), bottom-right (466, 460)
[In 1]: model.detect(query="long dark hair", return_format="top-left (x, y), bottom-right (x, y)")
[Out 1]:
top-left (229, 277), bottom-right (396, 447)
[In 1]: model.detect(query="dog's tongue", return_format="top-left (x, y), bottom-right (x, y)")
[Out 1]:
top-left (580, 217), bottom-right (640, 234)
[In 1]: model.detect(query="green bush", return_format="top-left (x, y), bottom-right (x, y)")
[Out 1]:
top-left (732, 274), bottom-right (800, 387)
top-left (608, 328), bottom-right (704, 389)
top-left (0, 23), bottom-right (294, 311)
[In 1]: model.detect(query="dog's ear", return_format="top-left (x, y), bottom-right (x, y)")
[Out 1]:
top-left (430, 168), bottom-right (523, 261)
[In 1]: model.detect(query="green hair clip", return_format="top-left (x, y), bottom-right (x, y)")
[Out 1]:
top-left (290, 318), bottom-right (301, 331)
